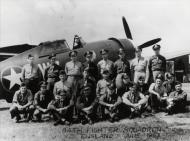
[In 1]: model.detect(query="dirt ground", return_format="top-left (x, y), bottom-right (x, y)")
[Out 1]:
top-left (0, 84), bottom-right (190, 141)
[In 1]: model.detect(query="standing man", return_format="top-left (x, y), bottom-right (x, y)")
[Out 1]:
top-left (21, 54), bottom-right (42, 94)
top-left (149, 44), bottom-right (166, 82)
top-left (114, 48), bottom-right (131, 90)
top-left (10, 83), bottom-right (34, 122)
top-left (130, 47), bottom-right (149, 84)
top-left (65, 50), bottom-right (83, 90)
top-left (83, 51), bottom-right (98, 82)
top-left (97, 49), bottom-right (114, 79)
top-left (44, 54), bottom-right (62, 94)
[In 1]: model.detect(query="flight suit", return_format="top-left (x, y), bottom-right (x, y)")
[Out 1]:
top-left (44, 64), bottom-right (62, 93)
top-left (22, 64), bottom-right (42, 94)
top-left (130, 57), bottom-right (149, 83)
top-left (33, 90), bottom-right (54, 120)
top-left (97, 59), bottom-right (114, 79)
top-left (149, 55), bottom-right (166, 81)
top-left (10, 89), bottom-right (34, 121)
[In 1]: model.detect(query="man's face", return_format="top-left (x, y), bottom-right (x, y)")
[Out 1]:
top-left (129, 86), bottom-right (137, 94)
top-left (27, 57), bottom-right (34, 65)
top-left (123, 76), bottom-right (130, 84)
top-left (154, 49), bottom-right (160, 55)
top-left (86, 56), bottom-right (92, 62)
top-left (175, 84), bottom-right (182, 92)
top-left (50, 57), bottom-right (56, 64)
top-left (101, 53), bottom-right (108, 60)
top-left (83, 88), bottom-right (91, 97)
top-left (102, 73), bottom-right (109, 79)
top-left (83, 71), bottom-right (89, 79)
top-left (155, 79), bottom-right (162, 86)
top-left (40, 86), bottom-right (46, 93)
top-left (70, 54), bottom-right (77, 61)
top-left (20, 86), bottom-right (27, 94)
top-left (138, 78), bottom-right (145, 85)
top-left (135, 50), bottom-right (142, 58)
top-left (59, 74), bottom-right (66, 81)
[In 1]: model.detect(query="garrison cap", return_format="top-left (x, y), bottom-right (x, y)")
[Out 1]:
top-left (39, 81), bottom-right (47, 87)
top-left (152, 44), bottom-right (161, 50)
top-left (59, 70), bottom-right (66, 76)
top-left (69, 50), bottom-right (78, 57)
top-left (84, 51), bottom-right (93, 57)
top-left (100, 49), bottom-right (109, 55)
top-left (20, 82), bottom-right (26, 87)
top-left (48, 53), bottom-right (56, 59)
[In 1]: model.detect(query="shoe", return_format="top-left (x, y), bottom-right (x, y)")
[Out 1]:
top-left (15, 115), bottom-right (21, 123)
top-left (129, 113), bottom-right (135, 119)
top-left (54, 120), bottom-right (62, 126)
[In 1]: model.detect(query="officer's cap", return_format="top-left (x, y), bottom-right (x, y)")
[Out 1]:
top-left (59, 70), bottom-right (66, 76)
top-left (84, 51), bottom-right (93, 57)
top-left (48, 53), bottom-right (56, 59)
top-left (20, 82), bottom-right (26, 87)
top-left (100, 49), bottom-right (109, 55)
top-left (28, 54), bottom-right (34, 59)
top-left (152, 44), bottom-right (161, 50)
top-left (69, 50), bottom-right (78, 57)
top-left (39, 81), bottom-right (47, 87)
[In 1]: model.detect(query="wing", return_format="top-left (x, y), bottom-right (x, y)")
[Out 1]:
top-left (0, 44), bottom-right (36, 61)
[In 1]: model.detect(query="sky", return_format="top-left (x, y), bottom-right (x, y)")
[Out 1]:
top-left (0, 0), bottom-right (190, 55)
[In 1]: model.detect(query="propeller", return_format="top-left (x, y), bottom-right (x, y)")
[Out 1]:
top-left (122, 16), bottom-right (161, 49)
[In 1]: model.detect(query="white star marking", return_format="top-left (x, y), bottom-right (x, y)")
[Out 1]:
top-left (3, 68), bottom-right (22, 90)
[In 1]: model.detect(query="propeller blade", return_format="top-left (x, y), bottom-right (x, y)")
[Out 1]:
top-left (138, 38), bottom-right (161, 49)
top-left (122, 16), bottom-right (133, 40)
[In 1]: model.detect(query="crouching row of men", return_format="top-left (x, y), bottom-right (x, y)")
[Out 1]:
top-left (10, 72), bottom-right (187, 126)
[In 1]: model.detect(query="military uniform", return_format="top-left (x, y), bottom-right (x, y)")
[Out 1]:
top-left (97, 59), bottom-right (114, 78)
top-left (22, 64), bottom-right (42, 94)
top-left (149, 83), bottom-right (167, 112)
top-left (10, 89), bottom-right (34, 122)
top-left (76, 86), bottom-right (98, 124)
top-left (44, 63), bottom-right (62, 92)
top-left (167, 90), bottom-right (187, 114)
top-left (53, 80), bottom-right (71, 98)
top-left (130, 57), bottom-right (149, 83)
top-left (99, 89), bottom-right (122, 122)
top-left (33, 86), bottom-right (54, 120)
top-left (96, 79), bottom-right (112, 98)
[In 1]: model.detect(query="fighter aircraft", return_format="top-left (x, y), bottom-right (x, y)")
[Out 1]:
top-left (0, 17), bottom-right (161, 102)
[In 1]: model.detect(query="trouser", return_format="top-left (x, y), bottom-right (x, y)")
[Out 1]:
top-left (48, 104), bottom-right (74, 122)
top-left (152, 71), bottom-right (165, 82)
top-left (150, 93), bottom-right (167, 111)
top-left (134, 71), bottom-right (146, 83)
top-left (167, 99), bottom-right (186, 113)
top-left (24, 78), bottom-right (39, 95)
top-left (47, 78), bottom-right (56, 94)
top-left (10, 105), bottom-right (35, 120)
top-left (33, 108), bottom-right (49, 120)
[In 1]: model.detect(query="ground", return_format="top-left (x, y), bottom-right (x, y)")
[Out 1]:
top-left (0, 84), bottom-right (190, 141)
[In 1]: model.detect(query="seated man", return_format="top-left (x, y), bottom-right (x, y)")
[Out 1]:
top-left (99, 83), bottom-right (122, 122)
top-left (76, 84), bottom-right (98, 125)
top-left (33, 81), bottom-right (54, 121)
top-left (149, 74), bottom-right (167, 113)
top-left (122, 82), bottom-right (147, 119)
top-left (48, 90), bottom-right (74, 126)
top-left (167, 81), bottom-right (187, 115)
top-left (10, 83), bottom-right (34, 122)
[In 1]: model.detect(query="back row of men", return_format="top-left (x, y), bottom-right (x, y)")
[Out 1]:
top-left (10, 44), bottom-right (187, 125)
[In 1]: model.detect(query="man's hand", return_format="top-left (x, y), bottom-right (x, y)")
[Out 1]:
top-left (107, 104), bottom-right (114, 107)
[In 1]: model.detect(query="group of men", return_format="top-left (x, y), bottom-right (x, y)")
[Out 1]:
top-left (9, 44), bottom-right (187, 126)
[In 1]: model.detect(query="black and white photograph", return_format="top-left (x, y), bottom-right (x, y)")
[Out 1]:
top-left (0, 0), bottom-right (190, 140)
